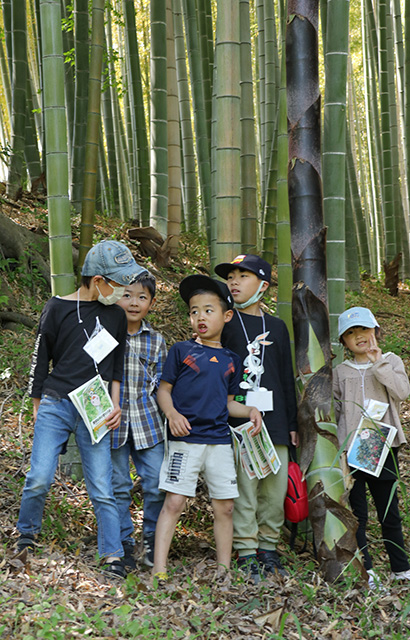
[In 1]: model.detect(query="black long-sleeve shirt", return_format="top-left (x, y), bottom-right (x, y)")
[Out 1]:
top-left (221, 310), bottom-right (298, 445)
top-left (28, 297), bottom-right (127, 399)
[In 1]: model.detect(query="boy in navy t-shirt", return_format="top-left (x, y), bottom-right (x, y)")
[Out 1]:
top-left (152, 275), bottom-right (262, 579)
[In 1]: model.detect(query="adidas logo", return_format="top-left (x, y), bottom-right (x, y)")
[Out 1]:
top-left (210, 356), bottom-right (219, 363)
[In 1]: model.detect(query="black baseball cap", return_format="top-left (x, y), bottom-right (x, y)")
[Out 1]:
top-left (214, 254), bottom-right (271, 282)
top-left (179, 275), bottom-right (234, 310)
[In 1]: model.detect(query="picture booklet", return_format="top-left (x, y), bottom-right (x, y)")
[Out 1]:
top-left (230, 420), bottom-right (281, 480)
top-left (347, 415), bottom-right (397, 477)
top-left (68, 374), bottom-right (113, 444)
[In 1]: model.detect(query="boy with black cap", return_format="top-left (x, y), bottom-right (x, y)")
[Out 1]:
top-left (16, 240), bottom-right (147, 577)
top-left (152, 275), bottom-right (262, 579)
top-left (215, 254), bottom-right (299, 582)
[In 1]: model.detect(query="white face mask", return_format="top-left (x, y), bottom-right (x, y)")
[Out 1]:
top-left (96, 281), bottom-right (125, 305)
top-left (234, 280), bottom-right (265, 309)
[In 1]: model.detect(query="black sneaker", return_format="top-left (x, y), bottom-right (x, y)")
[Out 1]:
top-left (236, 555), bottom-right (264, 584)
top-left (142, 533), bottom-right (155, 567)
top-left (16, 534), bottom-right (35, 553)
top-left (122, 541), bottom-right (136, 571)
top-left (101, 558), bottom-right (127, 579)
top-left (257, 549), bottom-right (288, 577)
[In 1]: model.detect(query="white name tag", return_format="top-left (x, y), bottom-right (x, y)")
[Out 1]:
top-left (246, 389), bottom-right (273, 412)
top-left (83, 327), bottom-right (118, 364)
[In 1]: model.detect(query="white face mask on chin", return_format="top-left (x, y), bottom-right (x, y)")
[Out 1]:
top-left (96, 281), bottom-right (125, 305)
top-left (234, 280), bottom-right (265, 309)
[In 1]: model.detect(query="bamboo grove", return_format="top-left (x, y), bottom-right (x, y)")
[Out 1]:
top-left (1, 0), bottom-right (410, 579)
top-left (2, 1), bottom-right (410, 293)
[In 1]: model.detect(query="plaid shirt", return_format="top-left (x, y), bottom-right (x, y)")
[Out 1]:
top-left (111, 320), bottom-right (167, 450)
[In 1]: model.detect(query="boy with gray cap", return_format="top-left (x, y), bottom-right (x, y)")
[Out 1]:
top-left (16, 240), bottom-right (147, 578)
top-left (334, 306), bottom-right (410, 588)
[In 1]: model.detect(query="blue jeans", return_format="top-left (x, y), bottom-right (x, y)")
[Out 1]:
top-left (17, 396), bottom-right (123, 559)
top-left (111, 437), bottom-right (165, 544)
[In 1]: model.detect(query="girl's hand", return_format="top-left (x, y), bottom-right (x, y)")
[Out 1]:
top-left (366, 333), bottom-right (382, 363)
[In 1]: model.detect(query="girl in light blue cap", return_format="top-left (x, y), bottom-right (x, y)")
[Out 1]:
top-left (333, 307), bottom-right (410, 589)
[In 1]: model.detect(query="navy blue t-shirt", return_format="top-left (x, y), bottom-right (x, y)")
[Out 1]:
top-left (161, 339), bottom-right (242, 444)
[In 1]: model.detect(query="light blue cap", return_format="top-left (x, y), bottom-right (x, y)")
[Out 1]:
top-left (338, 307), bottom-right (379, 337)
top-left (81, 240), bottom-right (147, 285)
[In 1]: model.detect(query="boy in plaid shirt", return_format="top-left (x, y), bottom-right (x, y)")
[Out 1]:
top-left (112, 272), bottom-right (167, 569)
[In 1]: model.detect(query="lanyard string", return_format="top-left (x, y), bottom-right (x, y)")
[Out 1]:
top-left (235, 309), bottom-right (266, 389)
top-left (354, 359), bottom-right (371, 410)
top-left (77, 290), bottom-right (99, 374)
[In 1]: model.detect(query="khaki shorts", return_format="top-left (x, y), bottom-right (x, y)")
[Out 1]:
top-left (159, 441), bottom-right (239, 499)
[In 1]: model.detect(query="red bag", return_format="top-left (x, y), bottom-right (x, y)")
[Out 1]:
top-left (284, 461), bottom-right (309, 523)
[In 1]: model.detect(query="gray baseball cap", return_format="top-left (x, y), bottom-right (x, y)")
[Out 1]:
top-left (81, 240), bottom-right (147, 284)
top-left (338, 307), bottom-right (379, 337)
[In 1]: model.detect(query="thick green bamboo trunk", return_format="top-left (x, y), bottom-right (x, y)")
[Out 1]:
top-left (239, 0), bottom-right (258, 253)
top-left (149, 0), bottom-right (168, 237)
top-left (172, 0), bottom-right (198, 231)
top-left (287, 0), bottom-right (358, 582)
top-left (166, 0), bottom-right (181, 255)
top-left (323, 0), bottom-right (350, 363)
top-left (123, 0), bottom-right (150, 224)
top-left (364, 0), bottom-right (384, 273)
top-left (39, 0), bottom-right (74, 295)
top-left (78, 0), bottom-right (105, 269)
top-left (378, 0), bottom-right (397, 267)
top-left (211, 0), bottom-right (241, 268)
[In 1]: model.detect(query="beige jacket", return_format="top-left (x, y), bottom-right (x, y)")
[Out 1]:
top-left (333, 352), bottom-right (410, 449)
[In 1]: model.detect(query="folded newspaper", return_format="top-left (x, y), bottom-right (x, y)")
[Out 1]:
top-left (68, 374), bottom-right (113, 444)
top-left (230, 420), bottom-right (281, 479)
